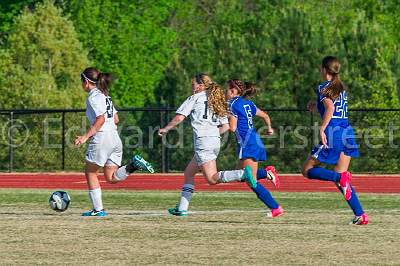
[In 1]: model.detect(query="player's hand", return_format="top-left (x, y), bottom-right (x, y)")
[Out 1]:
top-left (319, 130), bottom-right (329, 148)
top-left (307, 101), bottom-right (317, 113)
top-left (158, 128), bottom-right (168, 137)
top-left (266, 128), bottom-right (274, 135)
top-left (75, 135), bottom-right (88, 146)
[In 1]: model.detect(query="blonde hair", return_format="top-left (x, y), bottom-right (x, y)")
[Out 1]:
top-left (195, 73), bottom-right (228, 117)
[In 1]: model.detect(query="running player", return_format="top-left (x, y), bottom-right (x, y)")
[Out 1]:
top-left (226, 79), bottom-right (283, 218)
top-left (75, 67), bottom-right (154, 217)
top-left (158, 73), bottom-right (255, 216)
top-left (302, 56), bottom-right (368, 225)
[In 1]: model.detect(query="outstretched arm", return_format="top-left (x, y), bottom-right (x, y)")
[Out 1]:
top-left (158, 114), bottom-right (186, 136)
top-left (256, 108), bottom-right (273, 135)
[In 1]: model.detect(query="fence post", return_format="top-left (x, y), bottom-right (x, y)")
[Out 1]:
top-left (61, 112), bottom-right (65, 171)
top-left (164, 110), bottom-right (170, 173)
top-left (160, 111), bottom-right (166, 173)
top-left (8, 112), bottom-right (14, 172)
top-left (309, 111), bottom-right (314, 149)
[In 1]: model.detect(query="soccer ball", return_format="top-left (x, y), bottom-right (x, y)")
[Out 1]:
top-left (49, 191), bottom-right (71, 212)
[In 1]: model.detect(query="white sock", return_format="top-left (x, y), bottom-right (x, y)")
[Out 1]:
top-left (218, 170), bottom-right (244, 183)
top-left (114, 165), bottom-right (128, 181)
top-left (89, 188), bottom-right (103, 211)
top-left (178, 184), bottom-right (194, 211)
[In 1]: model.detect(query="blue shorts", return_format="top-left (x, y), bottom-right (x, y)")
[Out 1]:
top-left (311, 125), bottom-right (359, 165)
top-left (237, 135), bottom-right (267, 162)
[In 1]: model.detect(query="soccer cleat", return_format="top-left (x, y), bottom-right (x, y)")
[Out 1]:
top-left (339, 171), bottom-right (352, 201)
top-left (243, 165), bottom-right (257, 189)
top-left (350, 213), bottom-right (369, 225)
top-left (131, 154), bottom-right (155, 173)
top-left (168, 206), bottom-right (188, 217)
top-left (81, 209), bottom-right (108, 217)
top-left (267, 206), bottom-right (284, 218)
top-left (265, 165), bottom-right (280, 188)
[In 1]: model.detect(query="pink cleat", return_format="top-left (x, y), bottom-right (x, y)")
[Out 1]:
top-left (268, 206), bottom-right (284, 218)
top-left (339, 171), bottom-right (352, 201)
top-left (265, 166), bottom-right (280, 188)
top-left (350, 213), bottom-right (369, 225)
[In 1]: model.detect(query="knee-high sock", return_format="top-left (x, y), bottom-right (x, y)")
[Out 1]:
top-left (337, 184), bottom-right (364, 216)
top-left (89, 188), bottom-right (103, 211)
top-left (178, 184), bottom-right (194, 211)
top-left (256, 168), bottom-right (267, 180)
top-left (252, 183), bottom-right (279, 210)
top-left (218, 170), bottom-right (244, 183)
top-left (307, 167), bottom-right (340, 182)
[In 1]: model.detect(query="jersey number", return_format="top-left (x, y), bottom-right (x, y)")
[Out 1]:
top-left (105, 97), bottom-right (113, 118)
top-left (203, 101), bottom-right (217, 122)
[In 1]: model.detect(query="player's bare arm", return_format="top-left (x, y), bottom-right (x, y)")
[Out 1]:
top-left (75, 115), bottom-right (105, 146)
top-left (158, 114), bottom-right (186, 136)
top-left (256, 108), bottom-right (273, 135)
top-left (320, 98), bottom-right (334, 148)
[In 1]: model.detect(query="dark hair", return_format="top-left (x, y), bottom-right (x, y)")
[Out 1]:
top-left (228, 79), bottom-right (257, 98)
top-left (321, 56), bottom-right (345, 100)
top-left (81, 67), bottom-right (113, 96)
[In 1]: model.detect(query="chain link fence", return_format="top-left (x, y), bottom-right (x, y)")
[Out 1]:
top-left (0, 108), bottom-right (399, 173)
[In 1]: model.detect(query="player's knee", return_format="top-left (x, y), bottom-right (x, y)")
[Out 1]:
top-left (104, 175), bottom-right (117, 184)
top-left (301, 167), bottom-right (310, 178)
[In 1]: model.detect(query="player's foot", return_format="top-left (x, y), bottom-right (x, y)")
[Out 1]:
top-left (131, 154), bottom-right (154, 173)
top-left (265, 165), bottom-right (280, 188)
top-left (350, 213), bottom-right (368, 225)
top-left (339, 171), bottom-right (352, 201)
top-left (243, 166), bottom-right (257, 189)
top-left (267, 206), bottom-right (284, 218)
top-left (168, 206), bottom-right (188, 217)
top-left (81, 209), bottom-right (107, 217)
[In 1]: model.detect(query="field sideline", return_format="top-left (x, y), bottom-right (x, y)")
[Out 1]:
top-left (0, 173), bottom-right (399, 193)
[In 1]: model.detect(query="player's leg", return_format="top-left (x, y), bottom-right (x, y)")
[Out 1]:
top-left (240, 159), bottom-right (283, 217)
top-left (82, 161), bottom-right (107, 216)
top-left (256, 165), bottom-right (280, 188)
top-left (169, 157), bottom-right (199, 216)
top-left (302, 156), bottom-right (341, 182)
top-left (334, 153), bottom-right (368, 225)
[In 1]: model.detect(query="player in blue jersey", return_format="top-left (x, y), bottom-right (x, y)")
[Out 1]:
top-left (302, 56), bottom-right (368, 225)
top-left (226, 79), bottom-right (283, 218)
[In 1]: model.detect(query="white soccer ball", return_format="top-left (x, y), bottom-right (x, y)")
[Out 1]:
top-left (49, 191), bottom-right (71, 212)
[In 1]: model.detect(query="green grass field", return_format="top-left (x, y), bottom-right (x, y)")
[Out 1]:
top-left (0, 189), bottom-right (399, 265)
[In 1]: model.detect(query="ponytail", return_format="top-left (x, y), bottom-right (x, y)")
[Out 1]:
top-left (321, 56), bottom-right (345, 100)
top-left (81, 67), bottom-right (113, 96)
top-left (228, 79), bottom-right (257, 98)
top-left (195, 73), bottom-right (228, 117)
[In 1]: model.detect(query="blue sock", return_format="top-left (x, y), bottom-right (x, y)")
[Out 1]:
top-left (307, 167), bottom-right (340, 182)
top-left (337, 184), bottom-right (364, 216)
top-left (252, 183), bottom-right (279, 209)
top-left (256, 168), bottom-right (267, 180)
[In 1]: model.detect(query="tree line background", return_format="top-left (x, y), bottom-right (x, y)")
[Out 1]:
top-left (0, 0), bottom-right (399, 173)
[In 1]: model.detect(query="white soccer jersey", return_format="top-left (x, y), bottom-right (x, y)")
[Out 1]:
top-left (176, 91), bottom-right (228, 139)
top-left (86, 88), bottom-right (117, 131)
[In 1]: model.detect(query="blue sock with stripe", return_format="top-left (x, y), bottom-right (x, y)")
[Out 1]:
top-left (252, 183), bottom-right (279, 209)
top-left (256, 168), bottom-right (267, 180)
top-left (337, 184), bottom-right (364, 216)
top-left (307, 167), bottom-right (340, 183)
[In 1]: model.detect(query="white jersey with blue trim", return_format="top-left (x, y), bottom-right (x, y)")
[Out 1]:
top-left (86, 88), bottom-right (117, 131)
top-left (317, 81), bottom-right (349, 127)
top-left (176, 91), bottom-right (228, 139)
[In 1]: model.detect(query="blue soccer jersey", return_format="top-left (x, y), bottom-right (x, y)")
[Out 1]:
top-left (229, 96), bottom-right (266, 161)
top-left (317, 81), bottom-right (349, 127)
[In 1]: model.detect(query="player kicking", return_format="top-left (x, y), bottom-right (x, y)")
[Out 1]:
top-left (302, 56), bottom-right (368, 225)
top-left (226, 79), bottom-right (283, 218)
top-left (75, 67), bottom-right (154, 217)
top-left (158, 73), bottom-right (255, 216)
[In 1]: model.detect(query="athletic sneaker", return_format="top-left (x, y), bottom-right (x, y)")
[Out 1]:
top-left (339, 171), bottom-right (352, 201)
top-left (267, 206), bottom-right (284, 218)
top-left (243, 166), bottom-right (257, 189)
top-left (350, 213), bottom-right (369, 225)
top-left (265, 165), bottom-right (280, 188)
top-left (168, 206), bottom-right (188, 217)
top-left (81, 209), bottom-right (108, 217)
top-left (131, 154), bottom-right (154, 173)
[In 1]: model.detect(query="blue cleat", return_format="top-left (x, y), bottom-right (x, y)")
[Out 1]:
top-left (81, 209), bottom-right (108, 217)
top-left (131, 154), bottom-right (155, 173)
top-left (243, 166), bottom-right (257, 189)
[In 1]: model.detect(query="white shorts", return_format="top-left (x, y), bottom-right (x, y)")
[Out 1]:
top-left (193, 136), bottom-right (221, 166)
top-left (86, 130), bottom-right (123, 167)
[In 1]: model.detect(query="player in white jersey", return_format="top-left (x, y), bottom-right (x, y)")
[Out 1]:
top-left (75, 67), bottom-right (154, 217)
top-left (158, 73), bottom-right (256, 216)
